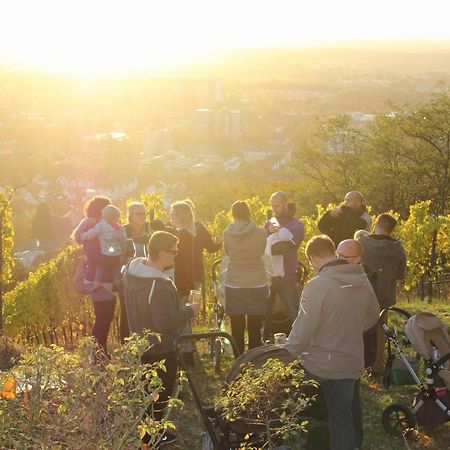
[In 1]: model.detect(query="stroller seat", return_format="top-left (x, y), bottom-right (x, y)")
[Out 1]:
top-left (404, 312), bottom-right (450, 389)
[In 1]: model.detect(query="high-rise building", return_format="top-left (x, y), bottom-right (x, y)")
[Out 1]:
top-left (192, 108), bottom-right (241, 142)
top-left (175, 78), bottom-right (223, 111)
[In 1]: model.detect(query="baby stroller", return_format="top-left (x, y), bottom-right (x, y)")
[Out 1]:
top-left (176, 335), bottom-right (328, 449)
top-left (381, 310), bottom-right (450, 436)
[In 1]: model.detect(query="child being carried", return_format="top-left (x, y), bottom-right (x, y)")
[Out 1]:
top-left (81, 204), bottom-right (127, 291)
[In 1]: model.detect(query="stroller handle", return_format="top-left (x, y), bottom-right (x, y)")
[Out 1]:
top-left (379, 306), bottom-right (411, 321)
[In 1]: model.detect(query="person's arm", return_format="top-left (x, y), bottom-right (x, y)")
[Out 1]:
top-left (223, 231), bottom-right (229, 255)
top-left (318, 211), bottom-right (334, 235)
top-left (271, 240), bottom-right (296, 255)
top-left (396, 244), bottom-right (407, 281)
top-left (150, 285), bottom-right (194, 334)
top-left (363, 284), bottom-right (381, 331)
top-left (71, 218), bottom-right (95, 244)
top-left (198, 222), bottom-right (222, 253)
top-left (284, 282), bottom-right (323, 356)
top-left (118, 227), bottom-right (128, 254)
top-left (174, 231), bottom-right (194, 295)
top-left (80, 221), bottom-right (101, 241)
top-left (271, 219), bottom-right (304, 255)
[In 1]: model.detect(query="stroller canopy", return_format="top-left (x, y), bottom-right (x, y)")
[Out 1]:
top-left (404, 312), bottom-right (450, 389)
top-left (404, 312), bottom-right (449, 361)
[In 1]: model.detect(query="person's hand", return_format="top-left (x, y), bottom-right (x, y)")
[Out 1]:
top-left (269, 224), bottom-right (280, 233)
top-left (188, 302), bottom-right (200, 316)
top-left (330, 208), bottom-right (342, 218)
top-left (81, 217), bottom-right (96, 231)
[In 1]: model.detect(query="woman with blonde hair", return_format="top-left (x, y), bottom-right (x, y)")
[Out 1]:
top-left (169, 201), bottom-right (197, 364)
top-left (169, 201), bottom-right (196, 298)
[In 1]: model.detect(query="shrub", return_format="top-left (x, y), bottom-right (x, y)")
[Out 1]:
top-left (0, 333), bottom-right (174, 449)
top-left (216, 358), bottom-right (323, 449)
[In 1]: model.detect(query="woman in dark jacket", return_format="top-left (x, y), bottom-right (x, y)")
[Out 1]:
top-left (223, 201), bottom-right (269, 354)
top-left (184, 199), bottom-right (222, 290)
top-left (169, 201), bottom-right (196, 362)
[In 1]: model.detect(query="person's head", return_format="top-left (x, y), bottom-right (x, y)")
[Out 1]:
top-left (170, 201), bottom-right (195, 235)
top-left (183, 198), bottom-right (195, 212)
top-left (305, 235), bottom-right (336, 271)
top-left (147, 231), bottom-right (179, 269)
top-left (354, 229), bottom-right (369, 240)
top-left (84, 196), bottom-right (111, 220)
top-left (344, 191), bottom-right (363, 210)
top-left (336, 239), bottom-right (363, 264)
top-left (374, 213), bottom-right (397, 236)
top-left (231, 200), bottom-right (251, 222)
top-left (127, 202), bottom-right (147, 228)
top-left (270, 191), bottom-right (289, 217)
top-left (102, 204), bottom-right (121, 224)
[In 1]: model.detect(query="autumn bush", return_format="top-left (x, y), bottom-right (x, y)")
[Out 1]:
top-left (0, 333), bottom-right (173, 449)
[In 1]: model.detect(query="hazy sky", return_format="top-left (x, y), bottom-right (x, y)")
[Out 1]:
top-left (1, 0), bottom-right (449, 74)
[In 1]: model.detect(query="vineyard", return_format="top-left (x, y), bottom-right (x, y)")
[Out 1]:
top-left (2, 193), bottom-right (449, 347)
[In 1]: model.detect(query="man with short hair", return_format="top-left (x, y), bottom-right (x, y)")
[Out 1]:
top-left (356, 213), bottom-right (407, 374)
top-left (264, 191), bottom-right (305, 340)
top-left (123, 231), bottom-right (200, 446)
top-left (285, 235), bottom-right (379, 450)
top-left (318, 191), bottom-right (371, 247)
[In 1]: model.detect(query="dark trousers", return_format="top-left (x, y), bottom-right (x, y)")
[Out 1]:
top-left (306, 370), bottom-right (356, 450)
top-left (92, 299), bottom-right (116, 353)
top-left (230, 314), bottom-right (264, 355)
top-left (352, 380), bottom-right (363, 449)
top-left (141, 351), bottom-right (178, 442)
top-left (264, 277), bottom-right (299, 340)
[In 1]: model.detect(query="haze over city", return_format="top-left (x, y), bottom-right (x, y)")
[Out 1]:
top-left (1, 0), bottom-right (449, 75)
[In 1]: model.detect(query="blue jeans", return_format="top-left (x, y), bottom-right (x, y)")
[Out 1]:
top-left (263, 277), bottom-right (299, 340)
top-left (307, 371), bottom-right (356, 450)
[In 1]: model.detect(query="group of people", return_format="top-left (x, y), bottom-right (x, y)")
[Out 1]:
top-left (71, 189), bottom-right (407, 449)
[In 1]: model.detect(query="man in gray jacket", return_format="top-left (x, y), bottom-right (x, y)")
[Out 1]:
top-left (123, 231), bottom-right (200, 446)
top-left (356, 213), bottom-right (407, 374)
top-left (285, 235), bottom-right (379, 450)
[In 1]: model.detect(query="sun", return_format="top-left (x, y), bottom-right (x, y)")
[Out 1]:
top-left (0, 0), bottom-right (449, 76)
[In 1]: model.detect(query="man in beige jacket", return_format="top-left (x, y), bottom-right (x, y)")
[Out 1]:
top-left (285, 235), bottom-right (379, 450)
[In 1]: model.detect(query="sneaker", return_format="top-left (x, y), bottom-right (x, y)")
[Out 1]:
top-left (158, 430), bottom-right (178, 447)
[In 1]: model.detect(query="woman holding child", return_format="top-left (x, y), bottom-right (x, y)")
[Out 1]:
top-left (72, 196), bottom-right (124, 354)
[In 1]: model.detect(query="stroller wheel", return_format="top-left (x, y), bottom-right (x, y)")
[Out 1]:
top-left (382, 403), bottom-right (416, 437)
top-left (212, 338), bottom-right (222, 372)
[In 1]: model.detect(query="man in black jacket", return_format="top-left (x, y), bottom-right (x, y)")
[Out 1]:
top-left (123, 231), bottom-right (200, 446)
top-left (318, 191), bottom-right (371, 247)
top-left (356, 213), bottom-right (407, 374)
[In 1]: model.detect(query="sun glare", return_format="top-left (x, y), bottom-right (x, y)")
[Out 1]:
top-left (0, 0), bottom-right (449, 76)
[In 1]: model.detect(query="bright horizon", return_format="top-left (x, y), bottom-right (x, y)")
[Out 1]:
top-left (1, 0), bottom-right (450, 76)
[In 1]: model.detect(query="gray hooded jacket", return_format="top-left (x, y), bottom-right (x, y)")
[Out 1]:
top-left (223, 220), bottom-right (268, 288)
top-left (285, 260), bottom-right (380, 380)
top-left (122, 258), bottom-right (194, 355)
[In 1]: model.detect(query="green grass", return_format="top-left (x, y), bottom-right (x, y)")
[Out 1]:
top-left (170, 298), bottom-right (450, 449)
